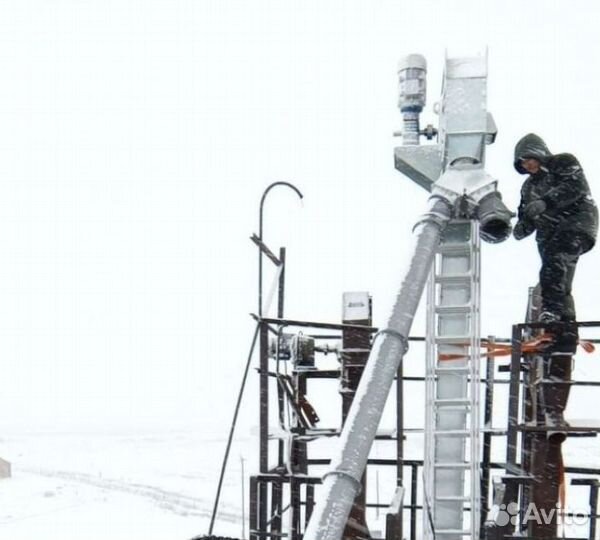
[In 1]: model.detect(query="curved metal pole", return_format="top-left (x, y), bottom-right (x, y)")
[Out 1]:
top-left (258, 181), bottom-right (303, 316)
top-left (209, 183), bottom-right (303, 536)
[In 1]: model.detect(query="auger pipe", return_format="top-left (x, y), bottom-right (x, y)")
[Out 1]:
top-left (302, 194), bottom-right (453, 540)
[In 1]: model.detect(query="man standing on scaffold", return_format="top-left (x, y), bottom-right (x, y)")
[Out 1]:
top-left (513, 133), bottom-right (598, 440)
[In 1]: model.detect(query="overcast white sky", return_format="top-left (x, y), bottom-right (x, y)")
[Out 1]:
top-left (0, 0), bottom-right (598, 433)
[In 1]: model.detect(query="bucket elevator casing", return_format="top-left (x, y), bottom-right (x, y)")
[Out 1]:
top-left (303, 53), bottom-right (512, 540)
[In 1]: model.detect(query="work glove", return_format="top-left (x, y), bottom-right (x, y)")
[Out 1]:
top-left (513, 220), bottom-right (533, 240)
top-left (523, 199), bottom-right (547, 219)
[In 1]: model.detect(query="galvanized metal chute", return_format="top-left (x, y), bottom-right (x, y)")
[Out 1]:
top-left (303, 53), bottom-right (513, 540)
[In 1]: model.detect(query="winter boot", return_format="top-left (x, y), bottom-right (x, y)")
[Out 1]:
top-left (543, 354), bottom-right (572, 443)
top-left (545, 408), bottom-right (569, 443)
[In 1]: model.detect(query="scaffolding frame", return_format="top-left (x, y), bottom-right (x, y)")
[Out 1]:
top-left (244, 217), bottom-right (600, 540)
top-left (248, 313), bottom-right (600, 540)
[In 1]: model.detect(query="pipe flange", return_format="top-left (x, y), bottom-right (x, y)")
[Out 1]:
top-left (322, 469), bottom-right (363, 493)
top-left (413, 196), bottom-right (453, 231)
top-left (373, 328), bottom-right (409, 355)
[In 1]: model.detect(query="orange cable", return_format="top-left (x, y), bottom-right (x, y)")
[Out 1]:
top-left (437, 336), bottom-right (595, 361)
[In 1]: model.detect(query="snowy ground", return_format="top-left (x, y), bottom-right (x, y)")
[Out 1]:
top-left (0, 430), bottom-right (254, 540)
top-left (0, 406), bottom-right (598, 539)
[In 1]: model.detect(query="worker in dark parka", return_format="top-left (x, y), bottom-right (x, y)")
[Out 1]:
top-left (513, 133), bottom-right (598, 324)
top-left (514, 134), bottom-right (598, 442)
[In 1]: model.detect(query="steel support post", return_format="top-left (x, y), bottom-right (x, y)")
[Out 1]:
top-left (277, 248), bottom-right (286, 319)
top-left (250, 476), bottom-right (259, 540)
top-left (590, 482), bottom-right (599, 540)
top-left (385, 487), bottom-right (404, 540)
top-left (290, 476), bottom-right (300, 540)
top-left (276, 248), bottom-right (286, 475)
top-left (306, 485), bottom-right (315, 528)
top-left (507, 325), bottom-right (521, 468)
top-left (480, 342), bottom-right (495, 534)
top-left (411, 464), bottom-right (418, 540)
top-left (520, 352), bottom-right (535, 527)
top-left (397, 358), bottom-right (404, 489)
top-left (259, 323), bottom-right (269, 534)
top-left (505, 325), bottom-right (522, 536)
top-left (271, 482), bottom-right (283, 537)
top-left (396, 360), bottom-right (404, 540)
top-left (291, 370), bottom-right (307, 538)
top-left (341, 292), bottom-right (372, 540)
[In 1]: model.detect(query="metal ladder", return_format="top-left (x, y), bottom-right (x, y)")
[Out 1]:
top-left (424, 220), bottom-right (481, 540)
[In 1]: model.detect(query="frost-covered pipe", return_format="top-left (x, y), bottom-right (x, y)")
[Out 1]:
top-left (303, 194), bottom-right (453, 540)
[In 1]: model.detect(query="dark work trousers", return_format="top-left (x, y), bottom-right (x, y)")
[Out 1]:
top-left (543, 353), bottom-right (573, 414)
top-left (538, 231), bottom-right (586, 321)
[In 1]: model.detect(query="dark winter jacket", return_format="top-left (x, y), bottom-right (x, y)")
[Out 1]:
top-left (513, 133), bottom-right (598, 251)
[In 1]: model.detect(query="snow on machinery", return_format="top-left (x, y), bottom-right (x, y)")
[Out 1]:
top-left (202, 53), bottom-right (600, 540)
top-left (303, 52), bottom-right (512, 540)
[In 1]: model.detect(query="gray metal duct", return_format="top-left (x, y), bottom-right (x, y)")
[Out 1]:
top-left (476, 191), bottom-right (514, 244)
top-left (302, 194), bottom-right (453, 540)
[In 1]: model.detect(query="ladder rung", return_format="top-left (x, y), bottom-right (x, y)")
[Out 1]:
top-left (435, 366), bottom-right (471, 373)
top-left (435, 495), bottom-right (471, 502)
top-left (435, 336), bottom-right (472, 344)
top-left (434, 398), bottom-right (471, 406)
top-left (434, 462), bottom-right (471, 469)
top-left (436, 305), bottom-right (472, 315)
top-left (437, 244), bottom-right (471, 255)
top-left (434, 274), bottom-right (472, 284)
top-left (433, 429), bottom-right (470, 437)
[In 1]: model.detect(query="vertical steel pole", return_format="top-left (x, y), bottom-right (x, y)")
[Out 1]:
top-left (273, 247), bottom-right (286, 538)
top-left (306, 484), bottom-right (315, 528)
top-left (271, 482), bottom-right (283, 536)
top-left (340, 292), bottom-right (372, 540)
top-left (250, 476), bottom-right (258, 540)
top-left (291, 476), bottom-right (300, 540)
top-left (395, 359), bottom-right (404, 540)
top-left (291, 369), bottom-right (308, 537)
top-left (259, 323), bottom-right (269, 534)
top-left (522, 354), bottom-right (536, 533)
top-left (278, 247), bottom-right (286, 318)
top-left (507, 325), bottom-right (521, 468)
top-left (505, 325), bottom-right (522, 536)
top-left (411, 464), bottom-right (418, 540)
top-left (242, 456), bottom-right (247, 540)
top-left (589, 483), bottom-right (599, 540)
top-left (480, 338), bottom-right (495, 533)
top-left (397, 357), bottom-right (404, 488)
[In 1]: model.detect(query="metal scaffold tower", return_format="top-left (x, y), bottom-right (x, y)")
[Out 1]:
top-left (202, 51), bottom-right (600, 540)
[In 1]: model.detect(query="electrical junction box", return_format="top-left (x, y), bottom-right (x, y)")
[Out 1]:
top-left (342, 292), bottom-right (371, 322)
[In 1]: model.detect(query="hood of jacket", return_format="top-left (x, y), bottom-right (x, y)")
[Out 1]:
top-left (514, 133), bottom-right (552, 174)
